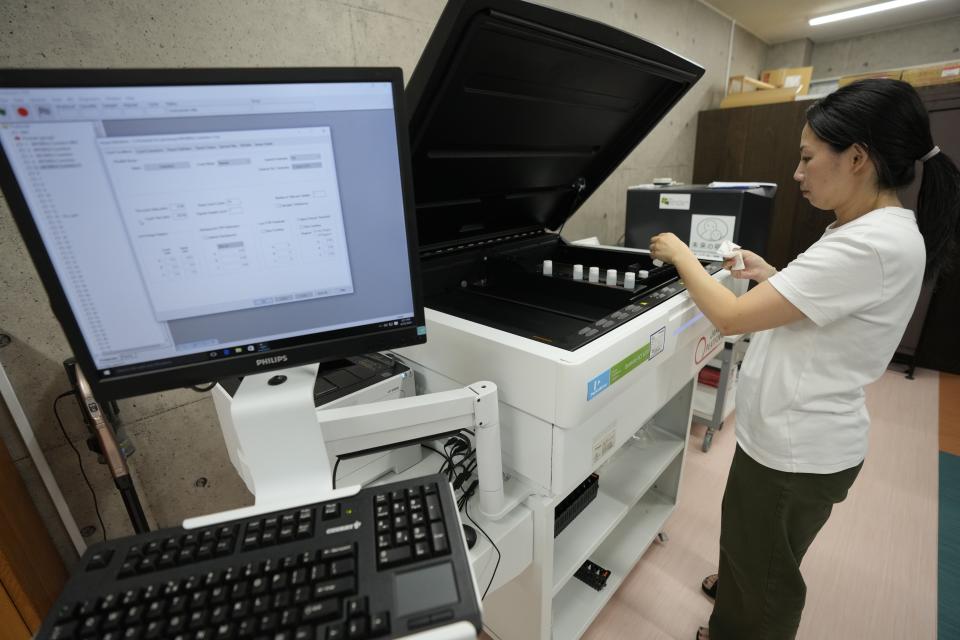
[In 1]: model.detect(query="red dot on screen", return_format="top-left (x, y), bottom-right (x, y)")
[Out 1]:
top-left (17, 107), bottom-right (29, 117)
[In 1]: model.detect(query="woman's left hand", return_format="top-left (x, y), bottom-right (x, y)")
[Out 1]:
top-left (650, 232), bottom-right (695, 265)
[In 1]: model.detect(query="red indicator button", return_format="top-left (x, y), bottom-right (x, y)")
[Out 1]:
top-left (16, 107), bottom-right (29, 117)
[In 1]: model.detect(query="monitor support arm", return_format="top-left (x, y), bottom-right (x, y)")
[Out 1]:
top-left (188, 364), bottom-right (526, 529)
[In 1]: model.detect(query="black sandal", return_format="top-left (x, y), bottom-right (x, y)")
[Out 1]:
top-left (701, 574), bottom-right (718, 599)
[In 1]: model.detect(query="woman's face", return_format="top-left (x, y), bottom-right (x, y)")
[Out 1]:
top-left (794, 124), bottom-right (848, 211)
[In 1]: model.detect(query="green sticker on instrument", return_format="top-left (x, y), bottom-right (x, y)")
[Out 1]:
top-left (609, 343), bottom-right (651, 385)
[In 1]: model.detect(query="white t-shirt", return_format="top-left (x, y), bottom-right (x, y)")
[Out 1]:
top-left (735, 207), bottom-right (925, 473)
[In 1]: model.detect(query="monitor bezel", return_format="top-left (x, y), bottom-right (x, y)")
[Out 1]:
top-left (0, 68), bottom-right (426, 400)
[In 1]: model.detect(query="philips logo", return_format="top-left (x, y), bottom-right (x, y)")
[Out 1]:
top-left (256, 355), bottom-right (288, 367)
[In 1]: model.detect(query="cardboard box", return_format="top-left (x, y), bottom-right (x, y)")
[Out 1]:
top-left (719, 86), bottom-right (801, 109)
top-left (760, 66), bottom-right (813, 95)
top-left (902, 62), bottom-right (960, 87)
top-left (837, 70), bottom-right (903, 87)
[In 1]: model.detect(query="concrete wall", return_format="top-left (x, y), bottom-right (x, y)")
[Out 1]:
top-left (810, 16), bottom-right (960, 80)
top-left (0, 0), bottom-right (766, 568)
top-left (765, 38), bottom-right (813, 70)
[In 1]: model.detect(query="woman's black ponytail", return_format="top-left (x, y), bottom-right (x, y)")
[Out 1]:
top-left (916, 150), bottom-right (960, 276)
top-left (806, 79), bottom-right (960, 278)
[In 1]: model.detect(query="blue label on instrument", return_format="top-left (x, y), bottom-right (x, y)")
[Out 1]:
top-left (586, 369), bottom-right (611, 400)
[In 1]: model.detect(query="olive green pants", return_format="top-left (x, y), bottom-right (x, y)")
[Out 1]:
top-left (708, 445), bottom-right (863, 640)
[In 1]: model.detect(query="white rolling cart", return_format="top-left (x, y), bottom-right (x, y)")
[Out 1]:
top-left (692, 333), bottom-right (750, 452)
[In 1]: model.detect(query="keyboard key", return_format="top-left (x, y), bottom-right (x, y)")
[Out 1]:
top-left (292, 586), bottom-right (311, 605)
top-left (345, 596), bottom-right (367, 617)
top-left (321, 543), bottom-right (355, 560)
top-left (377, 546), bottom-right (411, 568)
top-left (144, 620), bottom-right (164, 639)
top-left (258, 612), bottom-right (278, 634)
top-left (281, 513), bottom-right (296, 526)
top-left (86, 550), bottom-right (114, 571)
top-left (295, 522), bottom-right (312, 539)
top-left (410, 511), bottom-right (425, 526)
top-left (322, 504), bottom-right (340, 520)
top-left (313, 576), bottom-right (355, 599)
top-left (369, 612), bottom-right (389, 637)
top-left (426, 495), bottom-right (442, 521)
top-left (431, 522), bottom-right (449, 555)
top-left (309, 564), bottom-right (327, 582)
top-left (330, 558), bottom-right (355, 577)
top-left (394, 530), bottom-right (410, 546)
top-left (376, 519), bottom-right (391, 534)
top-left (279, 607), bottom-right (299, 627)
top-left (209, 605), bottom-right (228, 625)
top-left (413, 541), bottom-right (431, 559)
top-left (412, 525), bottom-right (428, 541)
top-left (230, 599), bottom-right (250, 620)
top-left (347, 617), bottom-right (367, 639)
top-left (294, 626), bottom-right (312, 640)
top-left (326, 623), bottom-right (346, 639)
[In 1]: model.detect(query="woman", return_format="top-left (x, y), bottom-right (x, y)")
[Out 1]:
top-left (649, 78), bottom-right (960, 640)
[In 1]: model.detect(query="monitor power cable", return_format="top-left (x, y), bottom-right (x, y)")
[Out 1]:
top-left (54, 390), bottom-right (107, 543)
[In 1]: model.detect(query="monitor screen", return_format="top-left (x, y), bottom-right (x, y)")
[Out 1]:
top-left (0, 69), bottom-right (424, 399)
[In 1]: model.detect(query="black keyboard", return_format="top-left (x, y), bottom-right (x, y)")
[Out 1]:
top-left (38, 474), bottom-right (481, 640)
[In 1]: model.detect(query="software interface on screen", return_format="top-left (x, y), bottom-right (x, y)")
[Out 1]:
top-left (0, 82), bottom-right (416, 378)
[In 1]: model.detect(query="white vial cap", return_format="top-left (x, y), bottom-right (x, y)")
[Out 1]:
top-left (637, 269), bottom-right (649, 279)
top-left (542, 259), bottom-right (553, 276)
top-left (624, 272), bottom-right (636, 288)
top-left (588, 266), bottom-right (600, 283)
top-left (572, 264), bottom-right (584, 280)
top-left (606, 269), bottom-right (617, 286)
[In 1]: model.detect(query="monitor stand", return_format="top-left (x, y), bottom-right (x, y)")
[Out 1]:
top-left (187, 364), bottom-right (528, 529)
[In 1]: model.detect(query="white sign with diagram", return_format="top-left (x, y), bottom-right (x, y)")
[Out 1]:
top-left (689, 214), bottom-right (736, 260)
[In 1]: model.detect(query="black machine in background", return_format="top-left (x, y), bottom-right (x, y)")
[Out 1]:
top-left (405, 0), bottom-right (710, 351)
top-left (624, 184), bottom-right (776, 259)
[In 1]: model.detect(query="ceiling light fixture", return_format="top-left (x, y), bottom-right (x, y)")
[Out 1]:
top-left (809, 0), bottom-right (930, 26)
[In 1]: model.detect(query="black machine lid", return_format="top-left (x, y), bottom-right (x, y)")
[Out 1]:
top-left (406, 0), bottom-right (705, 252)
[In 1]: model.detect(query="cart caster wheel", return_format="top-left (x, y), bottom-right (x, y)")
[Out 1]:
top-left (702, 431), bottom-right (714, 453)
top-left (657, 532), bottom-right (669, 544)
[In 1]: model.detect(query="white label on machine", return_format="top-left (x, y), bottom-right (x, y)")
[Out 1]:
top-left (689, 214), bottom-right (737, 260)
top-left (659, 193), bottom-right (691, 210)
top-left (592, 428), bottom-right (617, 464)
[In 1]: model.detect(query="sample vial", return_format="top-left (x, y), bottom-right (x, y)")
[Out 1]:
top-left (572, 264), bottom-right (584, 280)
top-left (542, 259), bottom-right (553, 276)
top-left (606, 269), bottom-right (617, 286)
top-left (624, 272), bottom-right (636, 288)
top-left (588, 266), bottom-right (600, 283)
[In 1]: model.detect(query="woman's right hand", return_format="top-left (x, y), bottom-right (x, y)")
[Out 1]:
top-left (723, 249), bottom-right (777, 282)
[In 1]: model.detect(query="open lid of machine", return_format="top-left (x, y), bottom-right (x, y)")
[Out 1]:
top-left (406, 0), bottom-right (705, 254)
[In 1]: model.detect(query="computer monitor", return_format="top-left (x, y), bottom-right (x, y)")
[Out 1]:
top-left (0, 69), bottom-right (425, 400)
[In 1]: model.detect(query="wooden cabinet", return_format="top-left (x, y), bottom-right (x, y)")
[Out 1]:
top-left (0, 435), bottom-right (67, 636)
